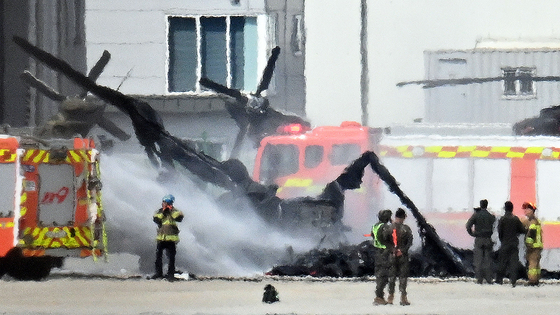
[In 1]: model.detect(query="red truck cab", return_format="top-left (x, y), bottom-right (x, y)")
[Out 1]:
top-left (253, 122), bottom-right (383, 238)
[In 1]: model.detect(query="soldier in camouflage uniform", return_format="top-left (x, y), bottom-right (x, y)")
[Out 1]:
top-left (385, 208), bottom-right (413, 306)
top-left (372, 210), bottom-right (392, 305)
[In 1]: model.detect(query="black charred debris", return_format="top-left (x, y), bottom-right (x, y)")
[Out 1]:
top-left (266, 240), bottom-right (560, 280)
top-left (266, 241), bottom-right (469, 278)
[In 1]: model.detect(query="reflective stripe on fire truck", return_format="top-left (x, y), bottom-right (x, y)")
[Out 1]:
top-left (380, 145), bottom-right (560, 159)
top-left (283, 178), bottom-right (313, 187)
top-left (277, 177), bottom-right (364, 194)
top-left (88, 152), bottom-right (107, 261)
top-left (0, 222), bottom-right (14, 229)
top-left (19, 192), bottom-right (27, 216)
top-left (23, 149), bottom-right (87, 164)
top-left (0, 149), bottom-right (17, 162)
top-left (19, 226), bottom-right (93, 248)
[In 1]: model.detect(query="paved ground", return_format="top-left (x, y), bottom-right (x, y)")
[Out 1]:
top-left (0, 276), bottom-right (558, 314)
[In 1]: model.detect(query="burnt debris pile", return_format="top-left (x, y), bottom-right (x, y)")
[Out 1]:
top-left (266, 240), bottom-right (560, 279)
top-left (267, 241), bottom-right (474, 278)
top-left (268, 242), bottom-right (376, 278)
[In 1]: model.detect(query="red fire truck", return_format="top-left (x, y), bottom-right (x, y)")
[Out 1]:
top-left (378, 135), bottom-right (560, 251)
top-left (252, 121), bottom-right (383, 239)
top-left (0, 134), bottom-right (106, 276)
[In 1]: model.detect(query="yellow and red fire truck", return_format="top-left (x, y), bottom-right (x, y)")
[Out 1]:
top-left (378, 135), bottom-right (560, 251)
top-left (0, 134), bottom-right (106, 265)
top-left (253, 122), bottom-right (560, 255)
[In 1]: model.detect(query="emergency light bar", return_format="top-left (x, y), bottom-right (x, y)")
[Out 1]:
top-left (276, 123), bottom-right (310, 135)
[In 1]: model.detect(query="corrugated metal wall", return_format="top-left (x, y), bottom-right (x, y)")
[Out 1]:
top-left (266, 0), bottom-right (306, 116)
top-left (1, 0), bottom-right (86, 128)
top-left (425, 49), bottom-right (560, 124)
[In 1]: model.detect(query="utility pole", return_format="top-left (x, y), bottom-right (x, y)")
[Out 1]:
top-left (360, 0), bottom-right (369, 126)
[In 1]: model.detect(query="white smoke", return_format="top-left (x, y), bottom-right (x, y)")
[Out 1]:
top-left (100, 153), bottom-right (320, 277)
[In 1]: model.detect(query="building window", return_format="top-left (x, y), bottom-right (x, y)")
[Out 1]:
top-left (167, 16), bottom-right (259, 93)
top-left (291, 15), bottom-right (304, 56)
top-left (502, 67), bottom-right (535, 97)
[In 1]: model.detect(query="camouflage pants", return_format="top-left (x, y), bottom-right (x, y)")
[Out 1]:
top-left (388, 254), bottom-right (409, 295)
top-left (374, 248), bottom-right (391, 298)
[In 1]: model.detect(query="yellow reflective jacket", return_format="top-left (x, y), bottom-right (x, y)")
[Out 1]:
top-left (153, 207), bottom-right (184, 242)
top-left (525, 218), bottom-right (543, 249)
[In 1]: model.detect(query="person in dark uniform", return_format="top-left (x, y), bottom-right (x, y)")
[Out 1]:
top-left (385, 208), bottom-right (413, 306)
top-left (495, 201), bottom-right (526, 287)
top-left (466, 199), bottom-right (496, 284)
top-left (372, 209), bottom-right (392, 305)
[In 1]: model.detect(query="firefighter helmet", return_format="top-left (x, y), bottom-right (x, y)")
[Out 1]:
top-left (162, 194), bottom-right (175, 205)
top-left (522, 202), bottom-right (536, 211)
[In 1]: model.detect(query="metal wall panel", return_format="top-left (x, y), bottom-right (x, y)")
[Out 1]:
top-left (425, 49), bottom-right (560, 124)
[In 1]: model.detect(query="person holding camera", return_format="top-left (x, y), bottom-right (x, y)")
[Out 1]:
top-left (151, 194), bottom-right (184, 281)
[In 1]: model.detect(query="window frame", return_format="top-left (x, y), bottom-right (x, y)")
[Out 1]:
top-left (501, 67), bottom-right (536, 99)
top-left (166, 15), bottom-right (262, 94)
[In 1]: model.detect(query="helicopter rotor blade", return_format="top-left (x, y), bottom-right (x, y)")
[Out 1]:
top-left (20, 70), bottom-right (66, 102)
top-left (397, 77), bottom-right (504, 88)
top-left (79, 50), bottom-right (111, 98)
top-left (255, 46), bottom-right (280, 96)
top-left (199, 77), bottom-right (246, 103)
top-left (397, 75), bottom-right (560, 89)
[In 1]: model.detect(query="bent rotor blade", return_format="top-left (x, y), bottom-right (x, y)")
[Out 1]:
top-left (20, 71), bottom-right (66, 102)
top-left (79, 50), bottom-right (111, 98)
top-left (14, 36), bottom-right (139, 117)
top-left (396, 77), bottom-right (503, 88)
top-left (13, 36), bottom-right (254, 192)
top-left (255, 46), bottom-right (280, 95)
top-left (199, 77), bottom-right (246, 103)
top-left (397, 75), bottom-right (560, 89)
top-left (88, 50), bottom-right (111, 82)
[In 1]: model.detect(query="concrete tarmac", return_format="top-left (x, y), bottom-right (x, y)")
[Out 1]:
top-left (0, 276), bottom-right (558, 314)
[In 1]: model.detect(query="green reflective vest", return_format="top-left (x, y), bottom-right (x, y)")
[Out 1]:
top-left (372, 223), bottom-right (386, 249)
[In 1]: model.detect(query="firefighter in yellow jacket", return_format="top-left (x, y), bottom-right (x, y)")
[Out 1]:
top-left (522, 202), bottom-right (543, 286)
top-left (151, 194), bottom-right (184, 280)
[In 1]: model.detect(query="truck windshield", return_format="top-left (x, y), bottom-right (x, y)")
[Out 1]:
top-left (330, 143), bottom-right (361, 165)
top-left (259, 144), bottom-right (299, 184)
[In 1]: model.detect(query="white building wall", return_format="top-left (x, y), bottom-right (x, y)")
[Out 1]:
top-left (304, 1), bottom-right (362, 127)
top-left (85, 0), bottom-right (266, 95)
top-left (305, 0), bottom-right (560, 128)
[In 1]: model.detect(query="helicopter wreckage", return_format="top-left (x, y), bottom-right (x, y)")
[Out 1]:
top-left (14, 36), bottom-right (538, 279)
